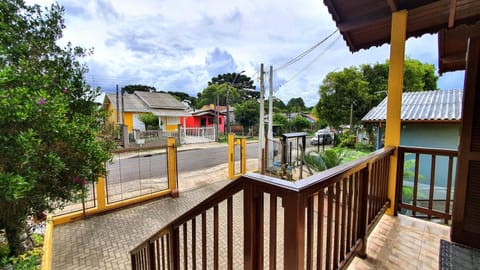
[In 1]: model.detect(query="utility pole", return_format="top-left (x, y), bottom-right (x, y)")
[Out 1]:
top-left (258, 64), bottom-right (265, 170)
top-left (267, 65), bottom-right (274, 168)
top-left (226, 84), bottom-right (230, 135)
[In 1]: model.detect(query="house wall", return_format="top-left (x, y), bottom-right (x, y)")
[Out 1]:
top-left (399, 123), bottom-right (460, 189)
top-left (124, 112), bottom-right (134, 133)
top-left (181, 115), bottom-right (225, 132)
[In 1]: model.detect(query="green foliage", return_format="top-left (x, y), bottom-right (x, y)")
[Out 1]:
top-left (286, 97), bottom-right (306, 113)
top-left (137, 113), bottom-right (159, 130)
top-left (316, 59), bottom-right (438, 129)
top-left (337, 132), bottom-right (356, 148)
top-left (197, 84), bottom-right (242, 108)
top-left (122, 84), bottom-right (156, 94)
top-left (201, 73), bottom-right (257, 108)
top-left (273, 113), bottom-right (288, 134)
top-left (354, 143), bottom-right (375, 152)
top-left (289, 116), bottom-right (311, 132)
top-left (0, 0), bottom-right (114, 256)
top-left (234, 100), bottom-right (259, 130)
top-left (304, 149), bottom-right (345, 175)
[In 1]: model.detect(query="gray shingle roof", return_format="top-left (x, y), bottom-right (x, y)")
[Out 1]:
top-left (105, 92), bottom-right (190, 116)
top-left (362, 89), bottom-right (463, 123)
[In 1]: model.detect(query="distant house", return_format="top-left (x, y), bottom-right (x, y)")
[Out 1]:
top-left (182, 105), bottom-right (225, 133)
top-left (362, 89), bottom-right (462, 189)
top-left (362, 89), bottom-right (463, 150)
top-left (104, 91), bottom-right (190, 133)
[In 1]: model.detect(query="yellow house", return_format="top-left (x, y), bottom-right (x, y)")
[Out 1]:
top-left (103, 91), bottom-right (190, 132)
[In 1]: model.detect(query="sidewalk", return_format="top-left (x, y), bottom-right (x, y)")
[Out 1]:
top-left (51, 142), bottom-right (258, 270)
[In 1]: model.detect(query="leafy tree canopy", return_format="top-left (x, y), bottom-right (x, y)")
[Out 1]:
top-left (122, 84), bottom-right (156, 94)
top-left (200, 73), bottom-right (259, 107)
top-left (234, 99), bottom-right (260, 130)
top-left (287, 97), bottom-right (306, 113)
top-left (315, 58), bottom-right (438, 129)
top-left (197, 84), bottom-right (242, 108)
top-left (0, 0), bottom-right (113, 255)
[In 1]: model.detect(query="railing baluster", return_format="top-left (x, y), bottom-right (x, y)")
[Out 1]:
top-left (171, 226), bottom-right (179, 270)
top-left (333, 182), bottom-right (340, 267)
top-left (284, 190), bottom-right (305, 270)
top-left (326, 185), bottom-right (333, 270)
top-left (445, 156), bottom-right (454, 224)
top-left (428, 155), bottom-right (436, 219)
top-left (201, 211), bottom-right (206, 270)
top-left (340, 178), bottom-right (347, 261)
top-left (413, 152), bottom-right (420, 216)
top-left (161, 237), bottom-right (165, 270)
top-left (269, 195), bottom-right (277, 270)
top-left (352, 172), bottom-right (359, 247)
top-left (213, 205), bottom-right (219, 270)
top-left (346, 176), bottom-right (352, 253)
top-left (149, 240), bottom-right (157, 270)
top-left (183, 223), bottom-right (188, 270)
top-left (317, 190), bottom-right (324, 270)
top-left (191, 218), bottom-right (196, 270)
top-left (306, 196), bottom-right (314, 270)
top-left (227, 197), bottom-right (233, 270)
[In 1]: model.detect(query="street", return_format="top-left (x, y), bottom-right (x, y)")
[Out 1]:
top-left (106, 142), bottom-right (258, 183)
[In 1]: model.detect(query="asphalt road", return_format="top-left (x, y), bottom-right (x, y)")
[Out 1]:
top-left (106, 143), bottom-right (258, 183)
top-left (105, 138), bottom-right (327, 184)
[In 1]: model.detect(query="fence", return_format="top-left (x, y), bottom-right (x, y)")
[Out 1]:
top-left (180, 127), bottom-right (216, 144)
top-left (131, 147), bottom-right (393, 270)
top-left (396, 146), bottom-right (458, 224)
top-left (52, 137), bottom-right (179, 225)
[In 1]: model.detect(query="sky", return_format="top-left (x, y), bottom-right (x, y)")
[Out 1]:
top-left (28, 0), bottom-right (466, 106)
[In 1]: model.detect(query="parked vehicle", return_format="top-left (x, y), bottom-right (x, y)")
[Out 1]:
top-left (311, 129), bottom-right (333, 145)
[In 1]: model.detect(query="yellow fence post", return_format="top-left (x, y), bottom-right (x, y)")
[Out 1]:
top-left (167, 137), bottom-right (179, 197)
top-left (96, 176), bottom-right (107, 210)
top-left (228, 133), bottom-right (235, 179)
top-left (385, 9), bottom-right (408, 216)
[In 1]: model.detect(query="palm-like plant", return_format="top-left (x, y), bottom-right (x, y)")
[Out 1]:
top-left (304, 149), bottom-right (345, 175)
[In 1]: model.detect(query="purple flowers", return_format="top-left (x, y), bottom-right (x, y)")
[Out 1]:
top-left (72, 176), bottom-right (87, 186)
top-left (37, 98), bottom-right (47, 105)
top-left (62, 88), bottom-right (69, 94)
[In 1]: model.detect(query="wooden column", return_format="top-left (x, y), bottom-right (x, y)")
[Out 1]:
top-left (385, 10), bottom-right (408, 216)
top-left (451, 35), bottom-right (480, 248)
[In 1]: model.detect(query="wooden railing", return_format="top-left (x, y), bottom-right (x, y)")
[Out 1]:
top-left (130, 147), bottom-right (394, 270)
top-left (396, 146), bottom-right (458, 224)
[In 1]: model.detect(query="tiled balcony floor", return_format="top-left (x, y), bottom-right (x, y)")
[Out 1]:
top-left (349, 214), bottom-right (450, 270)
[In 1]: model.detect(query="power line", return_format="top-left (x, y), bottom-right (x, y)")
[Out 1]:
top-left (274, 29), bottom-right (339, 72)
top-left (277, 34), bottom-right (341, 90)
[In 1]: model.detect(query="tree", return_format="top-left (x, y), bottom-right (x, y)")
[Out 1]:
top-left (315, 59), bottom-right (438, 129)
top-left (234, 100), bottom-right (259, 133)
top-left (202, 73), bottom-right (259, 107)
top-left (196, 84), bottom-right (241, 108)
top-left (0, 1), bottom-right (113, 255)
top-left (138, 113), bottom-right (159, 130)
top-left (122, 84), bottom-right (156, 94)
top-left (289, 116), bottom-right (311, 132)
top-left (287, 97), bottom-right (306, 113)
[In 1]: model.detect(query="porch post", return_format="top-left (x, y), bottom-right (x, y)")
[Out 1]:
top-left (385, 10), bottom-right (407, 216)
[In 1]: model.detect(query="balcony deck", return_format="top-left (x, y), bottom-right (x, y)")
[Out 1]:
top-left (349, 214), bottom-right (450, 270)
top-left (51, 177), bottom-right (450, 270)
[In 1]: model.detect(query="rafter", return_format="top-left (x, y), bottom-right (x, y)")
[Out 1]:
top-left (386, 0), bottom-right (398, 12)
top-left (449, 0), bottom-right (457, 28)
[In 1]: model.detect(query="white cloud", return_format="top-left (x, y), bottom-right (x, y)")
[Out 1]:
top-left (27, 0), bottom-right (465, 107)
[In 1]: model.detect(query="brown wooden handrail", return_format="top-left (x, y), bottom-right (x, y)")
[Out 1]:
top-left (396, 146), bottom-right (458, 224)
top-left (131, 147), bottom-right (394, 270)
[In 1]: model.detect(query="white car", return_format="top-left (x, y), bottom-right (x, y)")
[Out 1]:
top-left (311, 130), bottom-right (333, 145)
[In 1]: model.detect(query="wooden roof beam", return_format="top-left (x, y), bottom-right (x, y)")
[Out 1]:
top-left (449, 0), bottom-right (457, 28)
top-left (338, 15), bottom-right (391, 32)
top-left (386, 0), bottom-right (398, 12)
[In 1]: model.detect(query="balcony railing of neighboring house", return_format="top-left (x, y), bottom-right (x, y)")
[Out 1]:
top-left (130, 147), bottom-right (394, 270)
top-left (396, 146), bottom-right (458, 224)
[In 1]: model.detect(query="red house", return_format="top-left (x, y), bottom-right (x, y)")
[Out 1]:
top-left (181, 105), bottom-right (225, 133)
